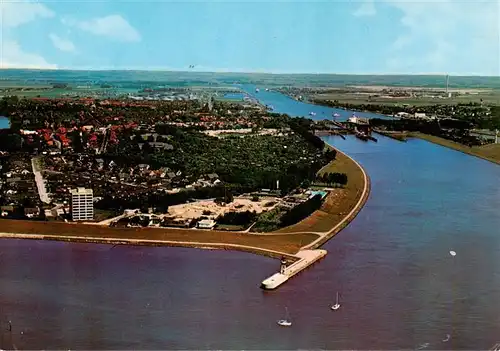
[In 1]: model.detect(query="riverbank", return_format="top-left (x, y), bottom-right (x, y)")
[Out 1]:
top-left (409, 132), bottom-right (500, 165)
top-left (283, 86), bottom-right (500, 106)
top-left (373, 129), bottom-right (408, 142)
top-left (0, 219), bottom-right (317, 257)
top-left (0, 144), bottom-right (370, 260)
top-left (273, 144), bottom-right (370, 241)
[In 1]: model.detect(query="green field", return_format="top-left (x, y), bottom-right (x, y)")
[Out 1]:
top-left (2, 69), bottom-right (500, 89)
top-left (310, 90), bottom-right (500, 106)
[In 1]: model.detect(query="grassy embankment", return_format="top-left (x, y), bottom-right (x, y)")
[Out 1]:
top-left (0, 144), bottom-right (367, 257)
top-left (310, 89), bottom-right (500, 164)
top-left (0, 219), bottom-right (317, 256)
top-left (409, 132), bottom-right (500, 165)
top-left (274, 145), bottom-right (367, 234)
top-left (309, 87), bottom-right (500, 106)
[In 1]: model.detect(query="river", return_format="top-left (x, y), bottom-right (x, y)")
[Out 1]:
top-left (1, 91), bottom-right (500, 350)
top-left (238, 84), bottom-right (389, 120)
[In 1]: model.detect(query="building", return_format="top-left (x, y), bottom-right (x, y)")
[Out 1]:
top-left (348, 116), bottom-right (369, 125)
top-left (70, 187), bottom-right (94, 221)
top-left (197, 219), bottom-right (216, 230)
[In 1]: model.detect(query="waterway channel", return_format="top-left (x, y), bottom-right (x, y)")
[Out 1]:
top-left (1, 91), bottom-right (500, 349)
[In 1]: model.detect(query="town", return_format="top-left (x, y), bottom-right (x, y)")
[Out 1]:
top-left (0, 95), bottom-right (342, 232)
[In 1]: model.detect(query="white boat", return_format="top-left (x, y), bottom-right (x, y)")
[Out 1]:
top-left (277, 307), bottom-right (292, 327)
top-left (309, 112), bottom-right (316, 116)
top-left (331, 292), bottom-right (341, 310)
top-left (255, 88), bottom-right (260, 93)
top-left (333, 113), bottom-right (340, 118)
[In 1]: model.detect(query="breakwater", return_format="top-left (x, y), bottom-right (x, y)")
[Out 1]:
top-left (261, 249), bottom-right (328, 289)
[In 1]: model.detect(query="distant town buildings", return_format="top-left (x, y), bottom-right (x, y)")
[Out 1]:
top-left (71, 187), bottom-right (94, 221)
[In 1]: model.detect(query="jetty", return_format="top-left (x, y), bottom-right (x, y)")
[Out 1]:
top-left (373, 129), bottom-right (408, 142)
top-left (260, 249), bottom-right (327, 290)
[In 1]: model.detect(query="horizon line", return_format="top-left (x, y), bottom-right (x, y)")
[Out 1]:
top-left (0, 67), bottom-right (499, 78)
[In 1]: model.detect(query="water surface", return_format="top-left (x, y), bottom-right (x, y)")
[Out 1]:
top-left (0, 116), bottom-right (9, 129)
top-left (1, 89), bottom-right (500, 350)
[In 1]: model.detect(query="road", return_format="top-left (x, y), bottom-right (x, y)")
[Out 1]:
top-left (31, 157), bottom-right (51, 204)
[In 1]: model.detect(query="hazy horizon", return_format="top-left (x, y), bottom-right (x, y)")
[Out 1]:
top-left (0, 67), bottom-right (498, 78)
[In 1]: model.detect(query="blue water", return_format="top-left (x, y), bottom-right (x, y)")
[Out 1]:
top-left (1, 84), bottom-right (500, 350)
top-left (239, 84), bottom-right (389, 121)
top-left (0, 116), bottom-right (9, 129)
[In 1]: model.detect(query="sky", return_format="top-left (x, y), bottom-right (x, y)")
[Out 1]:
top-left (0, 0), bottom-right (499, 75)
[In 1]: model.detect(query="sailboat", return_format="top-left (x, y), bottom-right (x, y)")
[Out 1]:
top-left (277, 307), bottom-right (292, 327)
top-left (331, 292), bottom-right (341, 310)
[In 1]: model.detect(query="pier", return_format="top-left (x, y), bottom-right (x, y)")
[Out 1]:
top-left (260, 249), bottom-right (328, 290)
top-left (373, 129), bottom-right (408, 142)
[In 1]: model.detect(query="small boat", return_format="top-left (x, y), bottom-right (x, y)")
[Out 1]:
top-left (449, 250), bottom-right (457, 257)
top-left (333, 113), bottom-right (340, 118)
top-left (255, 88), bottom-right (260, 93)
top-left (277, 307), bottom-right (292, 327)
top-left (309, 112), bottom-right (316, 116)
top-left (331, 292), bottom-right (341, 310)
top-left (265, 88), bottom-right (269, 91)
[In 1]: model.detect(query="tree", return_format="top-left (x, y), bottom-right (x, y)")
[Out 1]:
top-left (280, 194), bottom-right (323, 227)
top-left (142, 142), bottom-right (153, 155)
top-left (0, 133), bottom-right (23, 151)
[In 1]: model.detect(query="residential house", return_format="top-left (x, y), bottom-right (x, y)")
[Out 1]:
top-left (24, 207), bottom-right (39, 218)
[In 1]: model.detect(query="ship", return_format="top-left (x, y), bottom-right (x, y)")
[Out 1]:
top-left (355, 131), bottom-right (369, 141)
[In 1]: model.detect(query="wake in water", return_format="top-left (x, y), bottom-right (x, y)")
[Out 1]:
top-left (415, 333), bottom-right (452, 350)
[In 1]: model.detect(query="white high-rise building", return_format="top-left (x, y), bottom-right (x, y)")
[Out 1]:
top-left (71, 187), bottom-right (94, 221)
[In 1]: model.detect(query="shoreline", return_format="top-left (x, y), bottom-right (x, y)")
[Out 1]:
top-left (282, 93), bottom-right (395, 118)
top-left (0, 144), bottom-right (370, 262)
top-left (409, 132), bottom-right (500, 165)
top-left (308, 147), bottom-right (370, 249)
